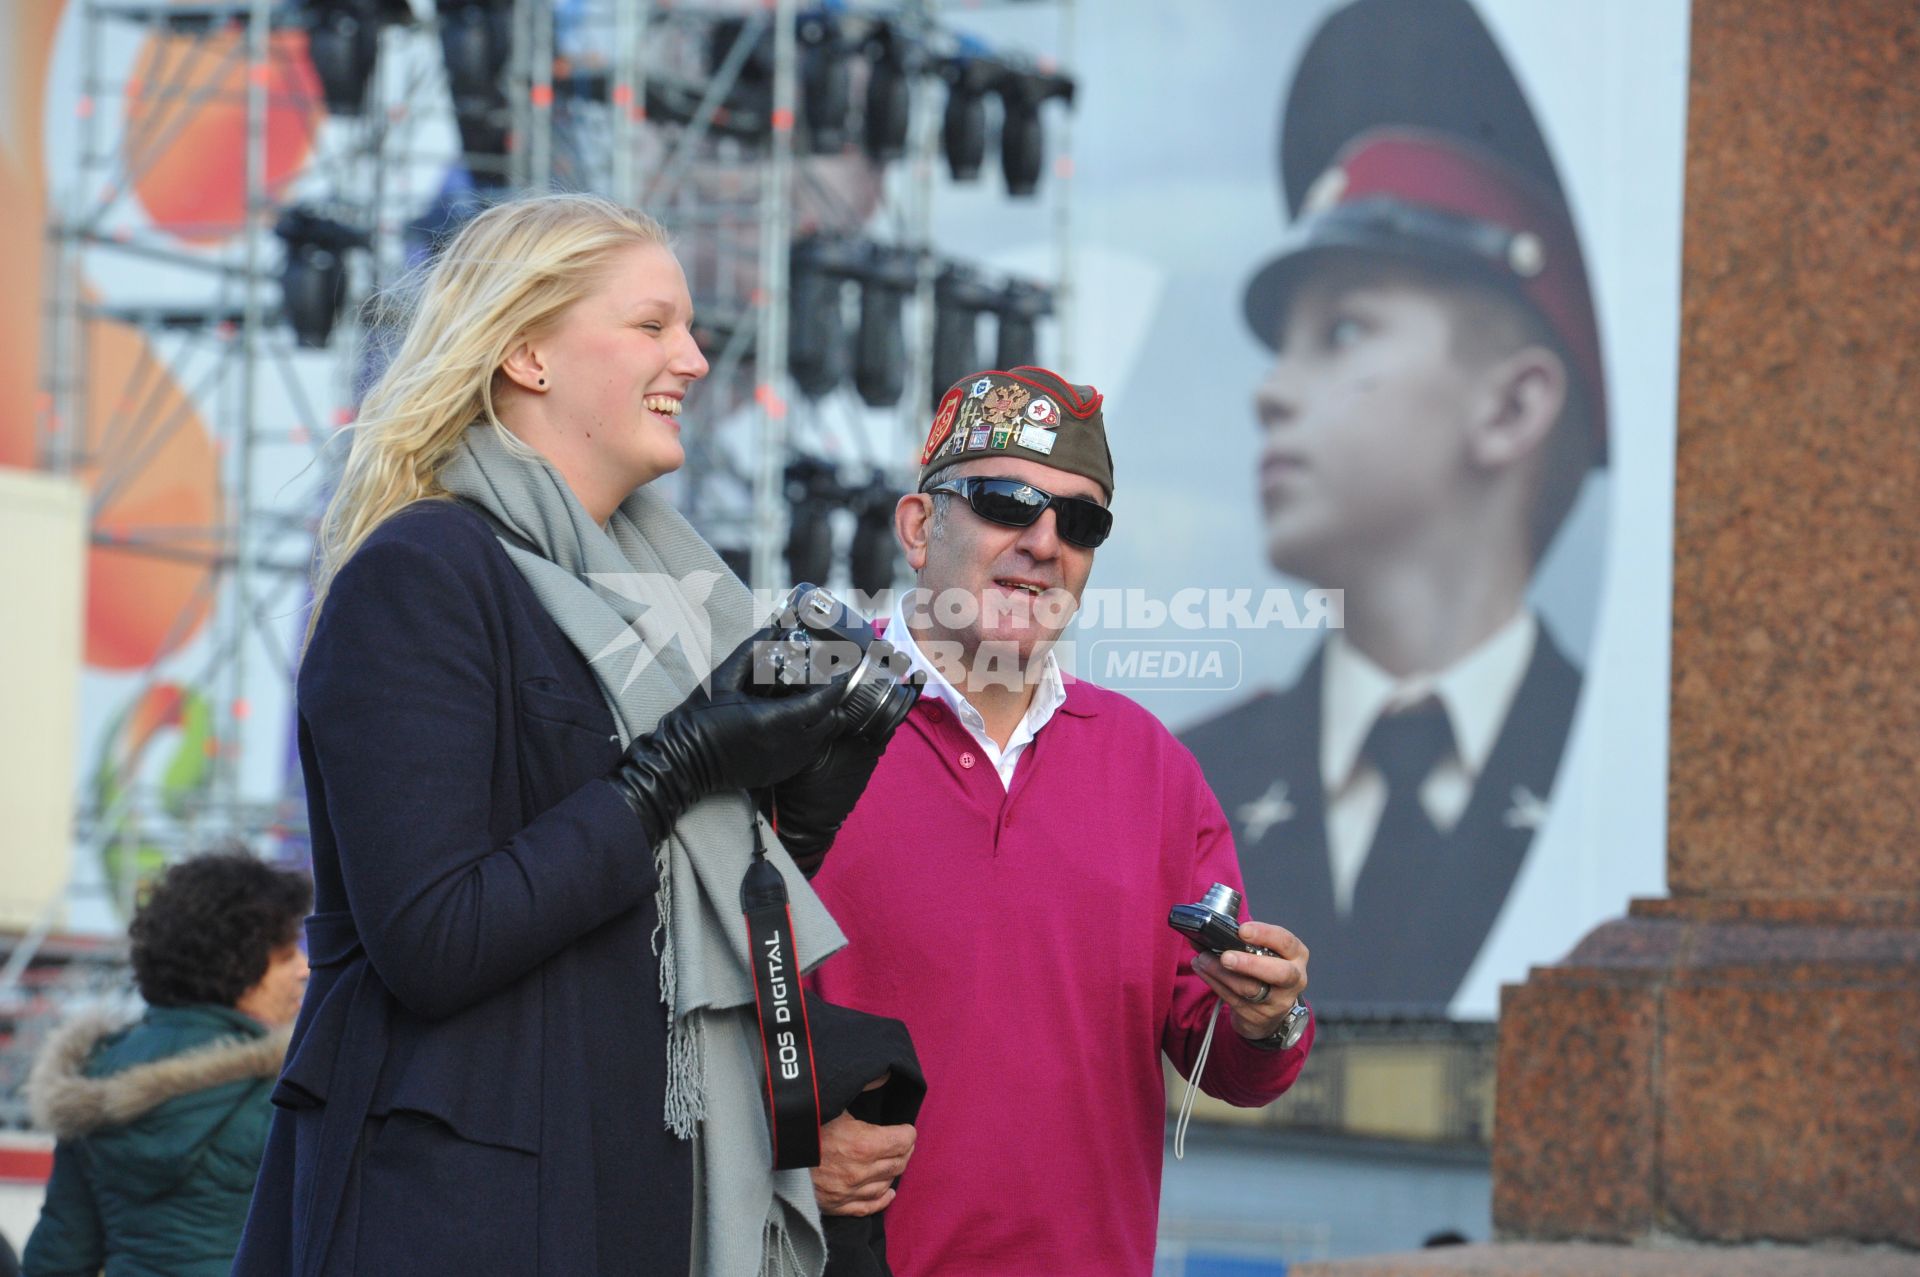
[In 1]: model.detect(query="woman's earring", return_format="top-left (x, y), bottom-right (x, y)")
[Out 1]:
top-left (538, 378), bottom-right (547, 387)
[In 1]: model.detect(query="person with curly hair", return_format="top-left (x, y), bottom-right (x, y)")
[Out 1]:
top-left (21, 851), bottom-right (312, 1277)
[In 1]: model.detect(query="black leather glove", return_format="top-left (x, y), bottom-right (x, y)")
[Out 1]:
top-left (768, 730), bottom-right (891, 876)
top-left (607, 631), bottom-right (847, 847)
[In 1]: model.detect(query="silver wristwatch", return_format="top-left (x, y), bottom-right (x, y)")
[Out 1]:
top-left (1252, 999), bottom-right (1311, 1052)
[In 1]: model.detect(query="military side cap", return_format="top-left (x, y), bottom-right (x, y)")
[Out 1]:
top-left (1244, 127), bottom-right (1607, 463)
top-left (917, 365), bottom-right (1114, 497)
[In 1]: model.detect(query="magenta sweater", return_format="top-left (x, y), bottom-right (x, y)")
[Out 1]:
top-left (810, 677), bottom-right (1313, 1277)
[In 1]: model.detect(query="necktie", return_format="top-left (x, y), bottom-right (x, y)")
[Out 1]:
top-left (1344, 697), bottom-right (1456, 1001)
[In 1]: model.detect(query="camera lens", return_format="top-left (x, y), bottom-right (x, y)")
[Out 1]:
top-left (1198, 883), bottom-right (1242, 920)
top-left (836, 640), bottom-right (921, 740)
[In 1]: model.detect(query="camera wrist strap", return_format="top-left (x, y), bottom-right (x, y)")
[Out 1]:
top-left (741, 816), bottom-right (823, 1169)
top-left (1173, 998), bottom-right (1223, 1161)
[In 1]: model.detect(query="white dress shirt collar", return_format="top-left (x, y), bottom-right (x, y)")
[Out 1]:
top-left (885, 597), bottom-right (1068, 788)
top-left (1321, 611), bottom-right (1539, 792)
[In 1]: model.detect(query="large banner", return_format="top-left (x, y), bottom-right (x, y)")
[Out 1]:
top-left (5, 0), bottom-right (1686, 1021)
top-left (930, 0), bottom-right (1687, 1018)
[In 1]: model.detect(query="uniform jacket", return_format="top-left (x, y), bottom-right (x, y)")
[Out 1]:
top-left (810, 679), bottom-right (1311, 1277)
top-left (233, 501), bottom-right (688, 1277)
top-left (1179, 628), bottom-right (1581, 1012)
top-left (23, 1005), bottom-right (286, 1277)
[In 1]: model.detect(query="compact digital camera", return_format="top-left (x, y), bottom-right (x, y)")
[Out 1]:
top-left (1168, 883), bottom-right (1277, 958)
top-left (756, 584), bottom-right (922, 741)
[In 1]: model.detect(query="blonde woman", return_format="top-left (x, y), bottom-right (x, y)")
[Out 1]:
top-left (233, 195), bottom-right (902, 1277)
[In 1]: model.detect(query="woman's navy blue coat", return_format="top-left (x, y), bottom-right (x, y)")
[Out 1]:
top-left (234, 501), bottom-right (691, 1276)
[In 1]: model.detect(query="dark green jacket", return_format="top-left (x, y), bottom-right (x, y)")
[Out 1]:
top-left (22, 1005), bottom-right (288, 1277)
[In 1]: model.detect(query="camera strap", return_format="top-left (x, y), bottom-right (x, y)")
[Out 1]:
top-left (741, 822), bottom-right (823, 1169)
top-left (1173, 999), bottom-right (1222, 1161)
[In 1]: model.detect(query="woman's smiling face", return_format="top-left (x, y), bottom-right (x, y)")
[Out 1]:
top-left (533, 242), bottom-right (710, 495)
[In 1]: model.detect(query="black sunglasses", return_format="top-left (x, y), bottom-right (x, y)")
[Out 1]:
top-left (924, 476), bottom-right (1114, 549)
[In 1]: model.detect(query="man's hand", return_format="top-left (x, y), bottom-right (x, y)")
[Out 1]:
top-left (1190, 920), bottom-right (1310, 1042)
top-left (811, 1079), bottom-right (915, 1217)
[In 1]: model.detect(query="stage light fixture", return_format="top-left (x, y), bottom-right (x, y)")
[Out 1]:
top-left (993, 279), bottom-right (1054, 371)
top-left (708, 16), bottom-right (778, 84)
top-left (306, 1), bottom-right (382, 115)
top-left (862, 23), bottom-right (911, 162)
top-left (940, 58), bottom-right (999, 182)
top-left (789, 237), bottom-right (853, 400)
top-left (276, 207), bottom-right (371, 348)
top-left (998, 69), bottom-right (1075, 197)
top-left (637, 78), bottom-right (770, 140)
top-left (853, 245), bottom-right (917, 408)
top-left (931, 265), bottom-right (997, 408)
top-left (303, 0), bottom-right (409, 117)
top-left (848, 477), bottom-right (901, 598)
top-left (438, 1), bottom-right (512, 99)
top-left (783, 455), bottom-right (840, 587)
top-left (704, 16), bottom-right (776, 135)
top-left (451, 89), bottom-right (511, 188)
top-left (440, 0), bottom-right (512, 189)
top-left (798, 14), bottom-right (852, 154)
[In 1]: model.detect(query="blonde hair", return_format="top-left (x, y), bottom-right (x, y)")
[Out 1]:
top-left (307, 193), bottom-right (671, 642)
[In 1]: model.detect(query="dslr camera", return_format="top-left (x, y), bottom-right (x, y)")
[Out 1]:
top-left (755, 584), bottom-right (922, 741)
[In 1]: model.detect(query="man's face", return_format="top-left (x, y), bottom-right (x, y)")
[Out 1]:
top-left (911, 456), bottom-right (1102, 673)
top-left (1254, 261), bottom-right (1483, 584)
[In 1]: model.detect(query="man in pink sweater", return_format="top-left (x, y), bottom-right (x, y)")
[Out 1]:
top-left (808, 366), bottom-right (1315, 1276)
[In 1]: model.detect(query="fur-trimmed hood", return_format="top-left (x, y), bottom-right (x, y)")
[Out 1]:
top-left (26, 1007), bottom-right (290, 1140)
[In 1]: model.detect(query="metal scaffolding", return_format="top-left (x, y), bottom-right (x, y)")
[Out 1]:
top-left (541, 0), bottom-right (1082, 595)
top-left (14, 0), bottom-right (1078, 984)
top-left (35, 1), bottom-right (331, 915)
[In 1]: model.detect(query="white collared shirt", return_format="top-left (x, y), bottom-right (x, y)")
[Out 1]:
top-left (1319, 611), bottom-right (1538, 914)
top-left (886, 599), bottom-right (1068, 790)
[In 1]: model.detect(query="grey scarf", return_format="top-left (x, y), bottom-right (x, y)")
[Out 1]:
top-left (441, 423), bottom-right (844, 1277)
